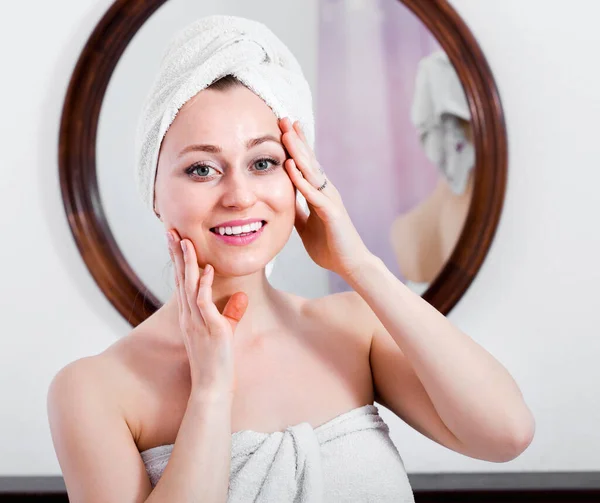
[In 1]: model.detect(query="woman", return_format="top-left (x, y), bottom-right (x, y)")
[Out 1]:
top-left (391, 50), bottom-right (477, 293)
top-left (47, 15), bottom-right (535, 503)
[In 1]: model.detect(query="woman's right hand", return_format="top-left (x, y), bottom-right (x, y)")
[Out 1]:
top-left (167, 229), bottom-right (249, 400)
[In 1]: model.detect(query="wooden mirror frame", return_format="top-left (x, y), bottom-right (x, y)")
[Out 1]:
top-left (59, 0), bottom-right (507, 327)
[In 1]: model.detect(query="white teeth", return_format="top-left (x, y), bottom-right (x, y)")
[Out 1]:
top-left (215, 221), bottom-right (264, 236)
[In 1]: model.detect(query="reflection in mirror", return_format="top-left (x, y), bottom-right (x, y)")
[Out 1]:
top-left (96, 0), bottom-right (473, 304)
top-left (318, 1), bottom-right (474, 297)
top-left (392, 50), bottom-right (474, 295)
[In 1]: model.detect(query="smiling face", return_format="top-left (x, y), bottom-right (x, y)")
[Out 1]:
top-left (153, 83), bottom-right (296, 277)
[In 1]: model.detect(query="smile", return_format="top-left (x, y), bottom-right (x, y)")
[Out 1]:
top-left (211, 220), bottom-right (265, 236)
top-left (209, 220), bottom-right (267, 246)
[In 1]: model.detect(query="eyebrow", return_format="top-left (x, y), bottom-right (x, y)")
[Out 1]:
top-left (176, 134), bottom-right (282, 158)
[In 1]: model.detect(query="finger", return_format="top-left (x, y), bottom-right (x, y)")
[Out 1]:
top-left (292, 121), bottom-right (319, 173)
top-left (282, 131), bottom-right (323, 188)
top-left (287, 120), bottom-right (326, 179)
top-left (195, 264), bottom-right (225, 334)
top-left (280, 118), bottom-right (314, 161)
top-left (181, 238), bottom-right (203, 323)
top-left (278, 117), bottom-right (294, 133)
top-left (294, 198), bottom-right (309, 235)
top-left (169, 232), bottom-right (190, 319)
top-left (170, 247), bottom-right (184, 317)
top-left (222, 292), bottom-right (249, 333)
top-left (284, 158), bottom-right (328, 209)
top-left (293, 120), bottom-right (309, 146)
top-left (167, 232), bottom-right (182, 315)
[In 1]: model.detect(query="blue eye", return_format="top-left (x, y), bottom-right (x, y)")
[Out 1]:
top-left (185, 158), bottom-right (280, 181)
top-left (253, 157), bottom-right (281, 173)
top-left (186, 164), bottom-right (218, 179)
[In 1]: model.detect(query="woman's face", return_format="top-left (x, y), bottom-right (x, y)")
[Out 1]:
top-left (154, 84), bottom-right (296, 277)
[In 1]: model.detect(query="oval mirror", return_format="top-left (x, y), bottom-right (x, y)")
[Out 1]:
top-left (59, 0), bottom-right (507, 326)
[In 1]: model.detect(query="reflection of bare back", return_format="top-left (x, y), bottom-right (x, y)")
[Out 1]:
top-left (390, 171), bottom-right (473, 283)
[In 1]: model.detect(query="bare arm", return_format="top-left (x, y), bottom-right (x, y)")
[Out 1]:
top-left (277, 117), bottom-right (534, 461)
top-left (144, 230), bottom-right (249, 501)
top-left (348, 256), bottom-right (535, 461)
top-left (48, 231), bottom-right (248, 501)
top-left (47, 358), bottom-right (234, 503)
top-left (47, 358), bottom-right (151, 502)
top-left (145, 393), bottom-right (233, 503)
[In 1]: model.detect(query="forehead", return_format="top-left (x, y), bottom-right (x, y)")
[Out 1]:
top-left (169, 85), bottom-right (279, 141)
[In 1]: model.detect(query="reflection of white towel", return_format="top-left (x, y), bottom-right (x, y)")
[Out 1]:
top-left (141, 405), bottom-right (415, 502)
top-left (411, 51), bottom-right (475, 195)
top-left (134, 14), bottom-right (315, 214)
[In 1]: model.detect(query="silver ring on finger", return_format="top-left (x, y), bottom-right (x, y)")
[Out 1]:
top-left (317, 178), bottom-right (328, 191)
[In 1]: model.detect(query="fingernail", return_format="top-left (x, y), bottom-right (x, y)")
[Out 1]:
top-left (180, 240), bottom-right (187, 253)
top-left (166, 232), bottom-right (173, 244)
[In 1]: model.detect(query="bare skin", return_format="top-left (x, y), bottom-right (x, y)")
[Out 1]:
top-left (390, 172), bottom-right (474, 283)
top-left (100, 286), bottom-right (375, 453)
top-left (390, 121), bottom-right (475, 284)
top-left (48, 84), bottom-right (534, 502)
top-left (48, 84), bottom-right (378, 502)
top-left (116, 84), bottom-right (375, 448)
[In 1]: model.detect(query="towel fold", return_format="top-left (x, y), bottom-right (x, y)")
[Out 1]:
top-left (141, 404), bottom-right (415, 502)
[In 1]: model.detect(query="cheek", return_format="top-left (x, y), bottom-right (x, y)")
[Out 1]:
top-left (159, 178), bottom-right (212, 228)
top-left (262, 173), bottom-right (296, 213)
top-left (168, 191), bottom-right (202, 219)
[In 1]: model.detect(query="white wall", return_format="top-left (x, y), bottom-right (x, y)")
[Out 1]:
top-left (0, 0), bottom-right (598, 476)
top-left (383, 0), bottom-right (600, 473)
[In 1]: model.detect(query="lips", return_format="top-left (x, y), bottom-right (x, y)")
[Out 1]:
top-left (210, 220), bottom-right (267, 246)
top-left (210, 220), bottom-right (267, 236)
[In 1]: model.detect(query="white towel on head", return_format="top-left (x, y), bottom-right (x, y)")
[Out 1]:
top-left (134, 14), bottom-right (315, 214)
top-left (411, 50), bottom-right (475, 195)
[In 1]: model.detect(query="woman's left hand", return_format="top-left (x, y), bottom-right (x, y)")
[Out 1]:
top-left (279, 117), bottom-right (372, 280)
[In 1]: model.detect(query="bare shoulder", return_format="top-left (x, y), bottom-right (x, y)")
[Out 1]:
top-left (48, 316), bottom-right (175, 432)
top-left (48, 354), bottom-right (111, 405)
top-left (48, 348), bottom-right (124, 406)
top-left (48, 335), bottom-right (142, 438)
top-left (302, 290), bottom-right (379, 346)
top-left (47, 341), bottom-right (154, 502)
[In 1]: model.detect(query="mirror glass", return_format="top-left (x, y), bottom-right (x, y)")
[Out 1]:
top-left (97, 0), bottom-right (474, 304)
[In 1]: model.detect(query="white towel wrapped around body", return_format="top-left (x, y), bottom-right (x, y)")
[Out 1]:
top-left (141, 404), bottom-right (415, 502)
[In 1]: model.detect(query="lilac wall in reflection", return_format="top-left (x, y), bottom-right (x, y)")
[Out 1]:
top-left (316, 0), bottom-right (440, 292)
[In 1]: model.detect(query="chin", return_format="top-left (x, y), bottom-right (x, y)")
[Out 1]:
top-left (204, 222), bottom-right (293, 278)
top-left (211, 258), bottom-right (272, 278)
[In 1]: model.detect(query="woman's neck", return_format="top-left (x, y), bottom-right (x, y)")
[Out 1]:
top-left (160, 269), bottom-right (296, 340)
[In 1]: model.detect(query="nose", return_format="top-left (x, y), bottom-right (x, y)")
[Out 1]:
top-left (220, 170), bottom-right (258, 210)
